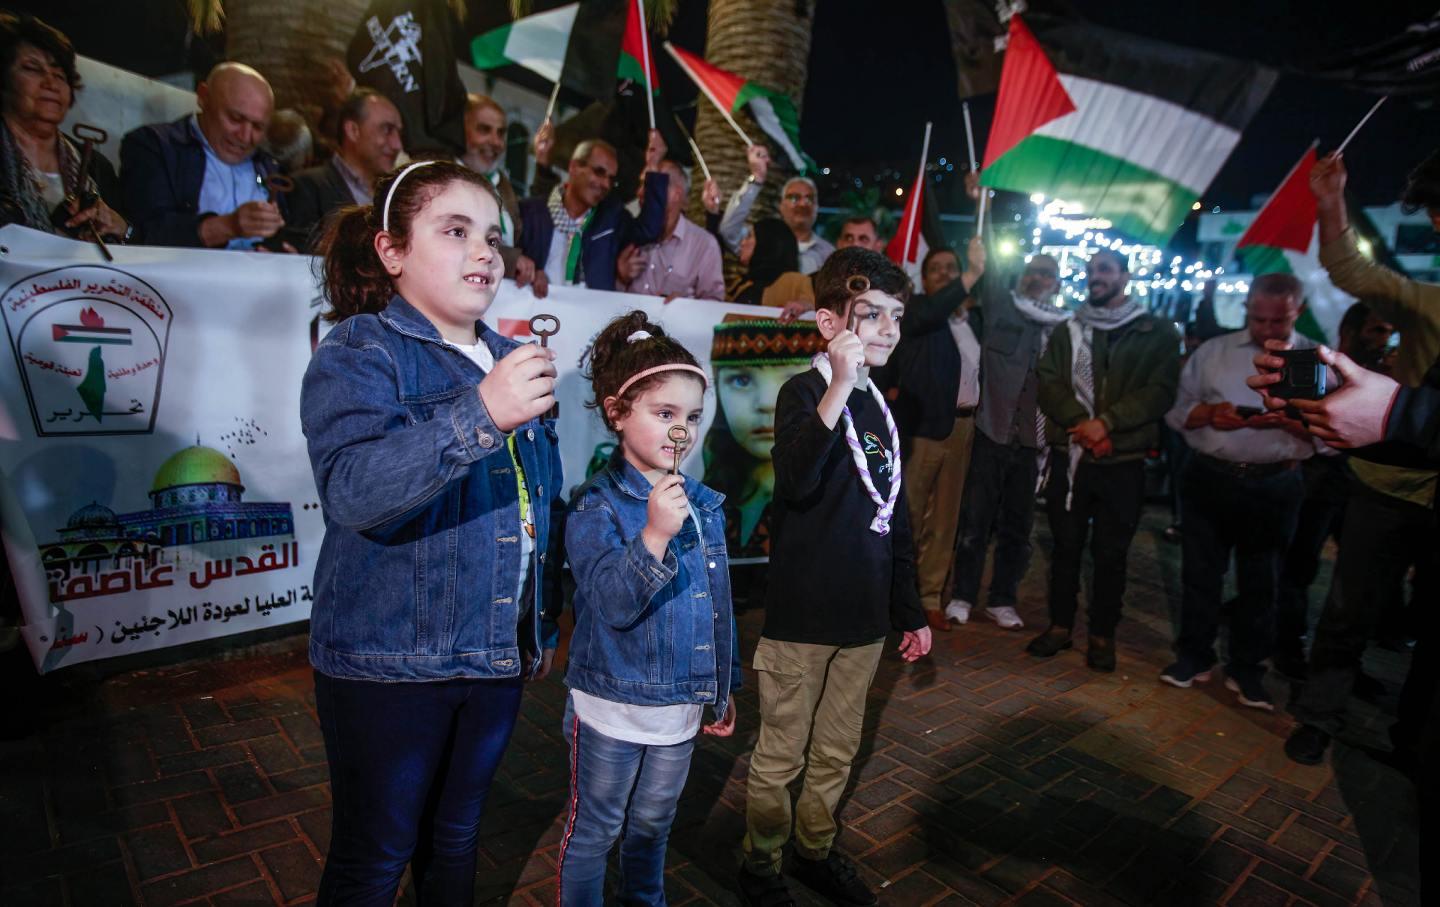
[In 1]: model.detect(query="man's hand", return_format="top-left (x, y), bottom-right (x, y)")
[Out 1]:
top-left (531, 269), bottom-right (550, 299)
top-left (702, 178), bottom-right (722, 215)
top-left (778, 299), bottom-right (814, 323)
top-left (1209, 402), bottom-right (1249, 431)
top-left (1309, 152), bottom-right (1347, 212)
top-left (65, 197), bottom-right (127, 239)
top-left (513, 254), bottom-right (536, 289)
top-left (1070, 418), bottom-right (1109, 448)
top-left (232, 201), bottom-right (285, 239)
top-left (1287, 346), bottom-right (1399, 449)
top-left (964, 170), bottom-right (981, 201)
top-left (477, 344), bottom-right (557, 432)
top-left (532, 120), bottom-right (555, 167)
top-left (616, 243), bottom-right (646, 284)
top-left (965, 235), bottom-right (986, 275)
top-left (644, 129), bottom-right (667, 172)
top-left (898, 625), bottom-right (932, 662)
top-left (1090, 437), bottom-right (1114, 459)
top-left (701, 699), bottom-right (736, 737)
top-left (1246, 410), bottom-right (1311, 441)
top-left (746, 144), bottom-right (770, 182)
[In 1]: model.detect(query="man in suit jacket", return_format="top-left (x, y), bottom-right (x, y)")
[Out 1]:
top-left (517, 130), bottom-right (667, 292)
top-left (880, 242), bottom-right (985, 632)
top-left (120, 63), bottom-right (290, 250)
top-left (284, 89), bottom-right (402, 251)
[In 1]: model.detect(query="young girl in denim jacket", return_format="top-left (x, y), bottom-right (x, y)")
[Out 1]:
top-left (299, 160), bottom-right (564, 905)
top-left (556, 311), bottom-right (740, 906)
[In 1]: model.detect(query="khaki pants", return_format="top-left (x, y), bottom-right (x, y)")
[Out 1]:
top-left (907, 414), bottom-right (976, 612)
top-left (742, 636), bottom-right (884, 875)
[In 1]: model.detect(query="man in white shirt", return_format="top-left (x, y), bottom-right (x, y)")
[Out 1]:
top-left (1161, 272), bottom-right (1328, 711)
top-left (616, 160), bottom-right (725, 301)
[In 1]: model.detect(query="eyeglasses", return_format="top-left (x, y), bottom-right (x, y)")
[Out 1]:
top-left (783, 193), bottom-right (815, 205)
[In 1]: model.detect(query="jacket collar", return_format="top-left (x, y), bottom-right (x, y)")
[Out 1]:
top-left (377, 295), bottom-right (518, 362)
top-left (607, 451), bottom-right (724, 511)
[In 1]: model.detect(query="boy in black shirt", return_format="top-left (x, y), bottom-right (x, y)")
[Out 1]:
top-left (739, 248), bottom-right (932, 907)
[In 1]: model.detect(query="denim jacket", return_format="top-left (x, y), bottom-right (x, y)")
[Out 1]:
top-left (563, 455), bottom-right (741, 720)
top-left (300, 295), bottom-right (564, 682)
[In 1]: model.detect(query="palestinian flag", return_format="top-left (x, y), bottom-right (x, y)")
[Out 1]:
top-left (618, 0), bottom-right (658, 92)
top-left (981, 14), bottom-right (1276, 246)
top-left (886, 170), bottom-right (930, 283)
top-left (665, 42), bottom-right (814, 174)
top-left (1235, 146), bottom-right (1353, 344)
top-left (471, 1), bottom-right (639, 100)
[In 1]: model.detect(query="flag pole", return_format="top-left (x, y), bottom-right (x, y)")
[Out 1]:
top-left (962, 101), bottom-right (985, 238)
top-left (663, 42), bottom-right (754, 146)
top-left (672, 112), bottom-right (713, 181)
top-left (904, 121), bottom-right (933, 266)
top-left (544, 79), bottom-right (562, 124)
top-left (1336, 95), bottom-right (1387, 154)
top-left (635, 0), bottom-right (656, 130)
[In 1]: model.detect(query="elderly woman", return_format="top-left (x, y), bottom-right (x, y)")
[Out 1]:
top-left (0, 13), bottom-right (127, 239)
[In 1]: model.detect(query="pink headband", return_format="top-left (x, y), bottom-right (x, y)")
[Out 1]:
top-left (615, 364), bottom-right (710, 400)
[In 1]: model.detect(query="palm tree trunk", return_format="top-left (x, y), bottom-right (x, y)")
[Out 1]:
top-left (690, 0), bottom-right (814, 225)
top-left (224, 0), bottom-right (370, 116)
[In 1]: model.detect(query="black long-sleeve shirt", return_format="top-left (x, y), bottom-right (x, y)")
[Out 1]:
top-left (762, 369), bottom-right (925, 645)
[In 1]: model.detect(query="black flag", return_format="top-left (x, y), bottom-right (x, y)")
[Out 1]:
top-left (348, 0), bottom-right (466, 155)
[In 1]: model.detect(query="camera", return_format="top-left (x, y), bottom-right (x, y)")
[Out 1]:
top-left (1270, 348), bottom-right (1326, 400)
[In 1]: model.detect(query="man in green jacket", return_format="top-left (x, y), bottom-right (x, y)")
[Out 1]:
top-left (1029, 249), bottom-right (1181, 671)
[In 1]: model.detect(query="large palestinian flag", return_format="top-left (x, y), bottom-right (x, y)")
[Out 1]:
top-left (1235, 146), bottom-right (1352, 344)
top-left (665, 43), bottom-right (814, 174)
top-left (982, 15), bottom-right (1276, 246)
top-left (471, 1), bottom-right (648, 100)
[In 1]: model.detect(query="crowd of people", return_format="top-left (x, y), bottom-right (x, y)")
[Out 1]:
top-left (3, 10), bottom-right (1435, 907)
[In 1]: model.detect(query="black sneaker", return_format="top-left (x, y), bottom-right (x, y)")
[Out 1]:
top-left (789, 852), bottom-right (877, 907)
top-left (1225, 675), bottom-right (1274, 712)
top-left (1284, 724), bottom-right (1331, 766)
top-left (1086, 636), bottom-right (1116, 673)
top-left (1271, 649), bottom-right (1308, 681)
top-left (1026, 626), bottom-right (1073, 658)
top-left (737, 865), bottom-right (797, 907)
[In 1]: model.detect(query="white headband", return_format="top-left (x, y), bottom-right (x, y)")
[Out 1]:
top-left (381, 160), bottom-right (440, 232)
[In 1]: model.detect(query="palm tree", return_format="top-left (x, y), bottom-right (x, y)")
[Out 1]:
top-left (691, 0), bottom-right (815, 222)
top-left (221, 0), bottom-right (371, 115)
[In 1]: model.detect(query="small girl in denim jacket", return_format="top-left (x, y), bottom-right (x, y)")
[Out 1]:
top-left (556, 311), bottom-right (740, 906)
top-left (300, 161), bottom-right (564, 905)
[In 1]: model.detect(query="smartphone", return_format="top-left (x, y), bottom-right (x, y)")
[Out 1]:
top-left (1270, 348), bottom-right (1326, 400)
top-left (1235, 405), bottom-right (1263, 418)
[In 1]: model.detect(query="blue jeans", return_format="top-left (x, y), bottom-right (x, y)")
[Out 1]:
top-left (556, 696), bottom-right (695, 906)
top-left (314, 670), bottom-right (524, 906)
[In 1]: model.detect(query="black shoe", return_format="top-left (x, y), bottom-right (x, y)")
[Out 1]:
top-left (1225, 675), bottom-right (1275, 712)
top-left (1284, 724), bottom-right (1331, 766)
top-left (1026, 626), bottom-right (1073, 658)
top-left (1353, 671), bottom-right (1387, 703)
top-left (1086, 636), bottom-right (1116, 673)
top-left (789, 852), bottom-right (877, 907)
top-left (738, 865), bottom-right (797, 907)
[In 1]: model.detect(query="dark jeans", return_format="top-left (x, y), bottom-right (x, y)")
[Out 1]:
top-left (951, 430), bottom-right (1039, 608)
top-left (1275, 456), bottom-right (1351, 658)
top-left (314, 670), bottom-right (525, 906)
top-left (1044, 458), bottom-right (1145, 637)
top-left (556, 696), bottom-right (695, 906)
top-left (1291, 482), bottom-right (1439, 735)
top-left (1176, 459), bottom-right (1305, 680)
top-left (1162, 424), bottom-right (1193, 524)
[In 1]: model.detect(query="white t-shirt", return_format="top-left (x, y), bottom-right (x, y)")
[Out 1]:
top-left (948, 311), bottom-right (982, 409)
top-left (37, 171), bottom-right (65, 209)
top-left (448, 339), bottom-right (533, 609)
top-left (569, 500), bottom-right (709, 746)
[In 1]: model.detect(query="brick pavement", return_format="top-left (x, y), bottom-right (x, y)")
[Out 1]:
top-left (0, 507), bottom-right (1422, 906)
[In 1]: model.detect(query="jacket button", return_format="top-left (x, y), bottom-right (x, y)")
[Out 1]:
top-left (539, 552), bottom-right (546, 563)
top-left (526, 428), bottom-right (535, 441)
top-left (477, 430), bottom-right (495, 449)
top-left (536, 485), bottom-right (543, 497)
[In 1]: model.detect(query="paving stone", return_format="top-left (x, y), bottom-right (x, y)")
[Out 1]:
top-left (140, 856), bottom-right (262, 907)
top-left (258, 841), bottom-right (321, 902)
top-left (192, 821), bottom-right (296, 865)
top-left (124, 823), bottom-right (193, 880)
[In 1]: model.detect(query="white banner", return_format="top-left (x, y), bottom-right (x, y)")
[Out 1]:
top-left (1, 226), bottom-right (813, 672)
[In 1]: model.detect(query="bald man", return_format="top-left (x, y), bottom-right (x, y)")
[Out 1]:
top-left (121, 62), bottom-right (291, 249)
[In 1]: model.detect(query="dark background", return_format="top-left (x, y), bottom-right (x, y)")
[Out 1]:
top-left (10, 1), bottom-right (1439, 213)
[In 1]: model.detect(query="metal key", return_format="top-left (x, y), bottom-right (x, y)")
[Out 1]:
top-left (68, 124), bottom-right (113, 261)
top-left (265, 174), bottom-right (295, 205)
top-left (668, 424), bottom-right (690, 475)
top-left (529, 314), bottom-right (561, 419)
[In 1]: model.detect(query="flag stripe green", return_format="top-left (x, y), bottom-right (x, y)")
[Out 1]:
top-left (983, 134), bottom-right (1196, 245)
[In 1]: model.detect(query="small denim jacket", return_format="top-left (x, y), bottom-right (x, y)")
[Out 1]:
top-left (563, 455), bottom-right (741, 721)
top-left (300, 295), bottom-right (564, 682)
